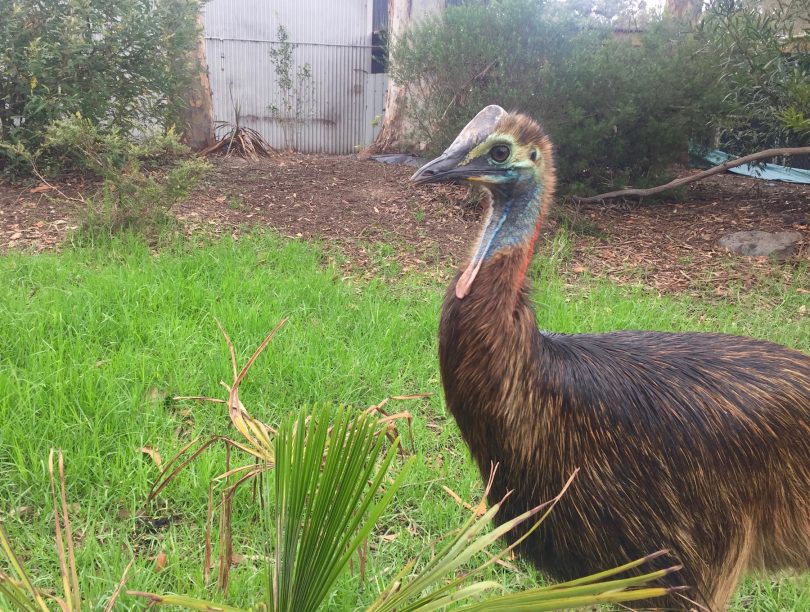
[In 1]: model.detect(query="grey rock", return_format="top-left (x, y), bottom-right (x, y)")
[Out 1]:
top-left (718, 230), bottom-right (802, 257)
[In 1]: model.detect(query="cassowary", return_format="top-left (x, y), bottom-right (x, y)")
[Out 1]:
top-left (411, 105), bottom-right (810, 610)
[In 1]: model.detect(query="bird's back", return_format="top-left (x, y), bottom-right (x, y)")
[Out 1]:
top-left (440, 292), bottom-right (810, 598)
top-left (543, 329), bottom-right (810, 445)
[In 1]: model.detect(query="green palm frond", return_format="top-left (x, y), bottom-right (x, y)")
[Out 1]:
top-left (270, 407), bottom-right (414, 612)
top-left (369, 471), bottom-right (681, 611)
top-left (133, 405), bottom-right (681, 611)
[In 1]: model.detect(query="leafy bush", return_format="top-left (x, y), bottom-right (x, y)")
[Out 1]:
top-left (389, 0), bottom-right (723, 192)
top-left (32, 114), bottom-right (208, 240)
top-left (705, 0), bottom-right (810, 156)
top-left (0, 0), bottom-right (202, 174)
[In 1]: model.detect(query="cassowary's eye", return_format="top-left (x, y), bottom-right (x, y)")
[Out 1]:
top-left (530, 149), bottom-right (538, 162)
top-left (490, 144), bottom-right (510, 163)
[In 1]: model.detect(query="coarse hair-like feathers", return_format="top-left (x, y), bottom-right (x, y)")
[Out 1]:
top-left (437, 112), bottom-right (810, 610)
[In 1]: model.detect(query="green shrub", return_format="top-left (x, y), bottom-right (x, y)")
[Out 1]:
top-left (0, 0), bottom-right (202, 174)
top-left (705, 0), bottom-right (810, 155)
top-left (77, 156), bottom-right (209, 241)
top-left (31, 114), bottom-right (209, 240)
top-left (40, 114), bottom-right (189, 177)
top-left (389, 0), bottom-right (723, 192)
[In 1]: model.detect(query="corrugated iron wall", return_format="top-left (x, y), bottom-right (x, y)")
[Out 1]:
top-left (203, 0), bottom-right (387, 154)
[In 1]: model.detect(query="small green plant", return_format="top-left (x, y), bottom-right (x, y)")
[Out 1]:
top-left (34, 114), bottom-right (209, 240)
top-left (227, 196), bottom-right (245, 210)
top-left (79, 157), bottom-right (209, 241)
top-left (268, 24), bottom-right (316, 151)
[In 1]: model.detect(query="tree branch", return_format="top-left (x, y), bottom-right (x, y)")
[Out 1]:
top-left (438, 60), bottom-right (497, 123)
top-left (573, 147), bottom-right (810, 203)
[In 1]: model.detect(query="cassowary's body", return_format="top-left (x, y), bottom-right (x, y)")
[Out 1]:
top-left (412, 106), bottom-right (810, 610)
top-left (440, 249), bottom-right (810, 609)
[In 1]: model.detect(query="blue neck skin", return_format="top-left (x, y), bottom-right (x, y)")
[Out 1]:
top-left (480, 178), bottom-right (543, 261)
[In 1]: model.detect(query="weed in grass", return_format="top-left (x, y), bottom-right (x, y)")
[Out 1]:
top-left (227, 196), bottom-right (245, 210)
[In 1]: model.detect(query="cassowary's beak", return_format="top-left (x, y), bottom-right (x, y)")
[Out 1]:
top-left (410, 105), bottom-right (509, 300)
top-left (410, 150), bottom-right (469, 185)
top-left (410, 105), bottom-right (507, 185)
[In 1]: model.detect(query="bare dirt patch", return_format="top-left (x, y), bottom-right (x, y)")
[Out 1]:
top-left (173, 154), bottom-right (475, 278)
top-left (564, 172), bottom-right (809, 295)
top-left (2, 154), bottom-right (808, 295)
top-left (0, 180), bottom-right (82, 252)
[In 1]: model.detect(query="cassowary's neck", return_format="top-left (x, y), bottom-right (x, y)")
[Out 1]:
top-left (461, 175), bottom-right (549, 306)
top-left (439, 174), bottom-right (552, 464)
top-left (439, 246), bottom-right (542, 476)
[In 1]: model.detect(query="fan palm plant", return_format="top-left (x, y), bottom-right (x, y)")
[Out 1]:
top-left (131, 406), bottom-right (682, 611)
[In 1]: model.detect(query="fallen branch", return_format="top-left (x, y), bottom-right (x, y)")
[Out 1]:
top-left (30, 162), bottom-right (86, 204)
top-left (573, 146), bottom-right (810, 203)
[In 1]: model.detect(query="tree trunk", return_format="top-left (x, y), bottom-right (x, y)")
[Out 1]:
top-left (664, 0), bottom-right (703, 24)
top-left (181, 13), bottom-right (215, 151)
top-left (361, 0), bottom-right (444, 157)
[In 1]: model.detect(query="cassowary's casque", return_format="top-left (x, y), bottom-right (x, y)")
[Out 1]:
top-left (411, 106), bottom-right (810, 610)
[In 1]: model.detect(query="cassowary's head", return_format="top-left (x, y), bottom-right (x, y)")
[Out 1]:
top-left (411, 106), bottom-right (556, 298)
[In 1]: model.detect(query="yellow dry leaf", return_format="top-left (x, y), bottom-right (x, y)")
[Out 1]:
top-left (141, 446), bottom-right (163, 468)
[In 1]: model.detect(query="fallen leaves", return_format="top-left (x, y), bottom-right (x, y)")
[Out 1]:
top-left (141, 446), bottom-right (163, 469)
top-left (562, 173), bottom-right (809, 295)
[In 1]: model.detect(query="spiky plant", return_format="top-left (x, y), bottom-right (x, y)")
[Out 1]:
top-left (0, 451), bottom-right (131, 611)
top-left (132, 406), bottom-right (682, 611)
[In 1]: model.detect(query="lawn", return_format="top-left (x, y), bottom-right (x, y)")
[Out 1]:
top-left (0, 231), bottom-right (808, 610)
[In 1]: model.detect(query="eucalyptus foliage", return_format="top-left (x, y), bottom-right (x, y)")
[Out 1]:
top-left (705, 0), bottom-right (810, 155)
top-left (389, 0), bottom-right (724, 192)
top-left (0, 0), bottom-right (202, 173)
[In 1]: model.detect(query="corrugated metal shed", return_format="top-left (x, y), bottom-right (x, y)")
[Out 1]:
top-left (203, 0), bottom-right (387, 153)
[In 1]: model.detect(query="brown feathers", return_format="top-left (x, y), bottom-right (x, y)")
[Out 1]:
top-left (438, 114), bottom-right (810, 610)
top-left (498, 113), bottom-right (552, 154)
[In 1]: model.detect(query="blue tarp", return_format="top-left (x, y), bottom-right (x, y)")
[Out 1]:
top-left (701, 149), bottom-right (810, 184)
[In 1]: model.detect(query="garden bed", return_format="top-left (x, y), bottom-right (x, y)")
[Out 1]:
top-left (1, 154), bottom-right (808, 294)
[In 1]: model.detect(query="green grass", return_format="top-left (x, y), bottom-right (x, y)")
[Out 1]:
top-left (0, 232), bottom-right (808, 609)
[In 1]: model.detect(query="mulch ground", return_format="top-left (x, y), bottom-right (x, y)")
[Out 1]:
top-left (1, 154), bottom-right (808, 296)
top-left (564, 172), bottom-right (810, 295)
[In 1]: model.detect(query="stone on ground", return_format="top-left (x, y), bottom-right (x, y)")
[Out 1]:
top-left (718, 230), bottom-right (802, 257)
